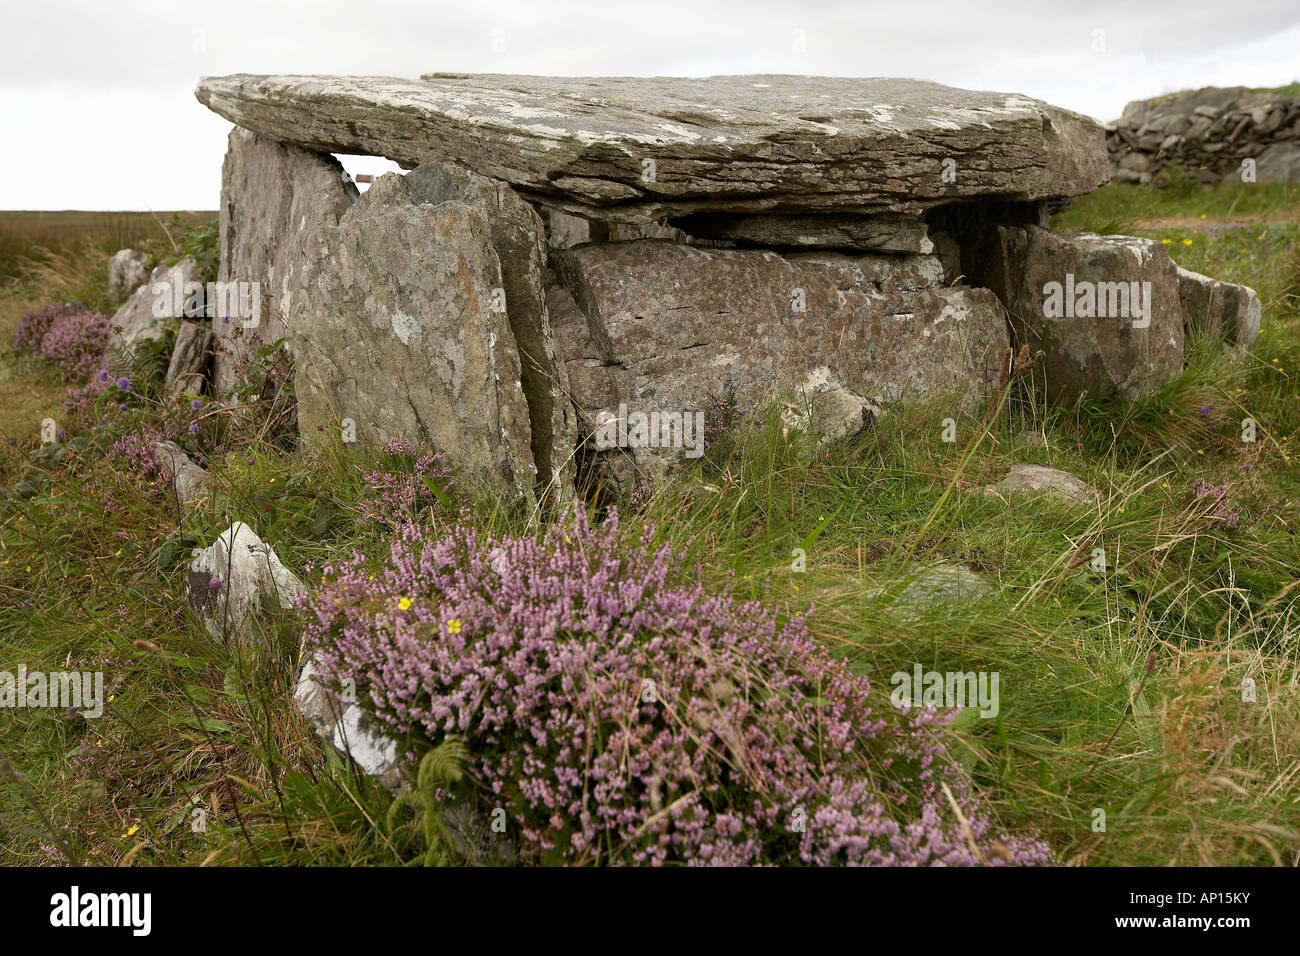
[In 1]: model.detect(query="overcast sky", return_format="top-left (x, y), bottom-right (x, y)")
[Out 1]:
top-left (4, 0), bottom-right (1299, 210)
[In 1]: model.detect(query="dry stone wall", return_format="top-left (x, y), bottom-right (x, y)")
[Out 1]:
top-left (1108, 86), bottom-right (1300, 185)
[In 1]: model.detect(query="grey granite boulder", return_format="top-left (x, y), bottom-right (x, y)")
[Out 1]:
top-left (107, 249), bottom-right (150, 299)
top-left (195, 73), bottom-right (1108, 221)
top-left (1175, 264), bottom-right (1261, 354)
top-left (215, 128), bottom-right (358, 398)
top-left (152, 440), bottom-right (209, 508)
top-left (963, 226), bottom-right (1184, 403)
top-left (292, 174), bottom-right (536, 501)
top-left (549, 239), bottom-right (1007, 486)
top-left (984, 464), bottom-right (1097, 505)
top-left (108, 258), bottom-right (202, 357)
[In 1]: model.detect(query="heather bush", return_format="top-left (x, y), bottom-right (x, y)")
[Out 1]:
top-left (12, 301), bottom-right (112, 384)
top-left (39, 311), bottom-right (111, 383)
top-left (305, 506), bottom-right (1050, 866)
top-left (356, 438), bottom-right (456, 528)
top-left (12, 302), bottom-right (73, 356)
top-left (701, 380), bottom-right (748, 466)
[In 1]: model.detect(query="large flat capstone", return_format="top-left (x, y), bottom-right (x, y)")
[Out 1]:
top-left (195, 73), bottom-right (1109, 222)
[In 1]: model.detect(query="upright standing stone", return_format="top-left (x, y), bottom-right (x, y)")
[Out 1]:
top-left (293, 174), bottom-right (536, 501)
top-left (165, 319), bottom-right (213, 398)
top-left (396, 163), bottom-right (577, 498)
top-left (215, 128), bottom-right (358, 398)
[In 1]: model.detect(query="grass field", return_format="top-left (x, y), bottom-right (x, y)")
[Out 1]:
top-left (0, 185), bottom-right (1297, 866)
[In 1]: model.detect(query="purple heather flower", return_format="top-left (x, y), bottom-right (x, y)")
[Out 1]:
top-left (188, 423), bottom-right (199, 435)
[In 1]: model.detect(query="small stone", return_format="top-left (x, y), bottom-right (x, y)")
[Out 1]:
top-left (984, 464), bottom-right (1097, 505)
top-left (895, 563), bottom-right (991, 609)
top-left (107, 249), bottom-right (150, 299)
top-left (185, 522), bottom-right (305, 646)
top-left (152, 441), bottom-right (209, 507)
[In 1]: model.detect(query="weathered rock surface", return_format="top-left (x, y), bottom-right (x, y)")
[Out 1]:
top-left (984, 464), bottom-right (1097, 505)
top-left (549, 239), bottom-right (1008, 485)
top-left (292, 173), bottom-right (536, 501)
top-left (671, 212), bottom-right (934, 253)
top-left (108, 258), bottom-right (202, 356)
top-left (963, 226), bottom-right (1184, 403)
top-left (164, 320), bottom-right (213, 398)
top-left (152, 440), bottom-right (209, 508)
top-left (394, 163), bottom-right (577, 497)
top-left (216, 128), bottom-right (358, 398)
top-left (195, 73), bottom-right (1109, 221)
top-left (107, 249), bottom-right (150, 299)
top-left (185, 522), bottom-right (306, 646)
top-left (1175, 265), bottom-right (1261, 353)
top-left (295, 653), bottom-right (401, 786)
